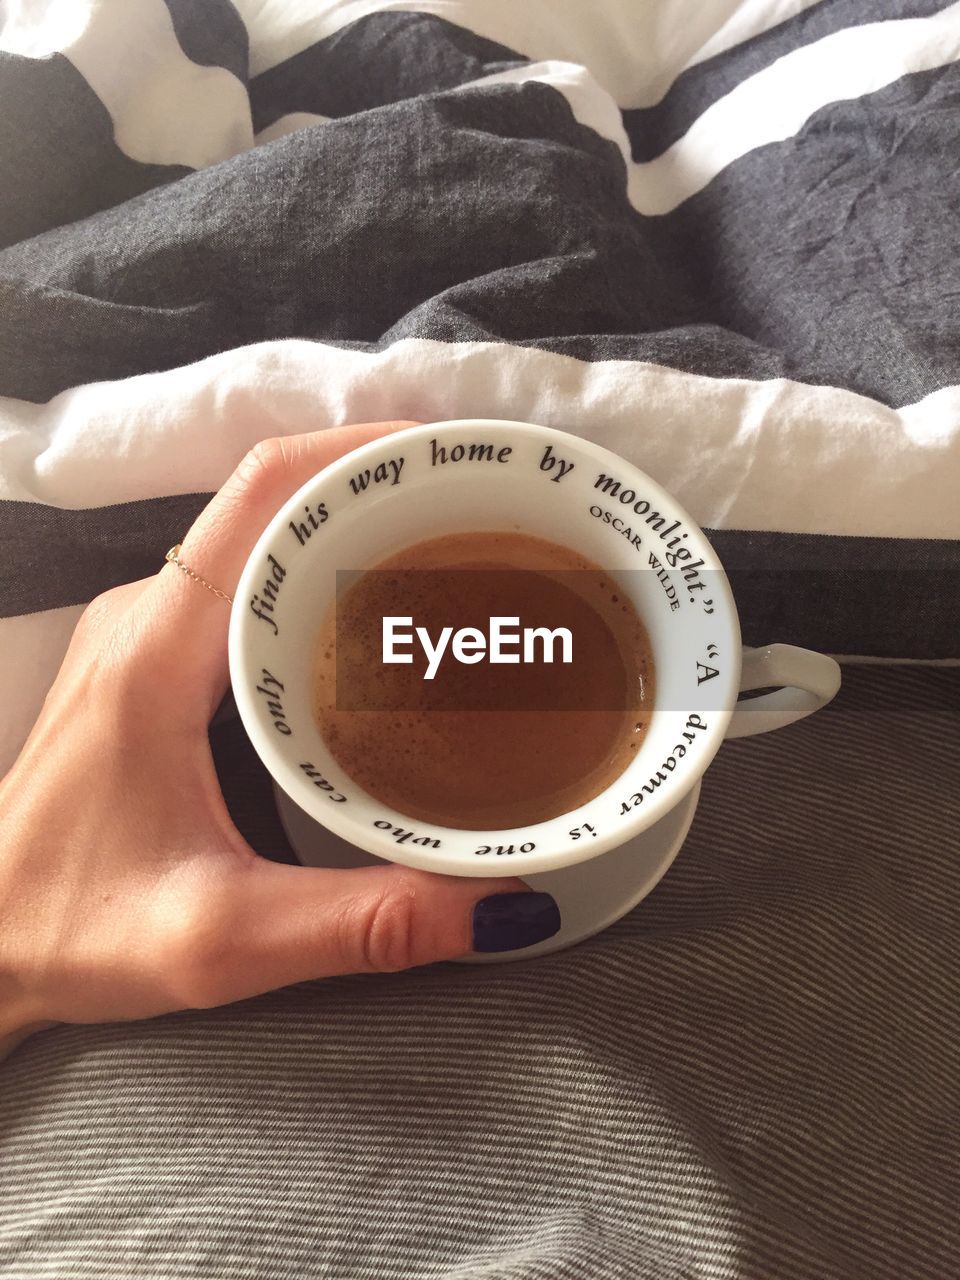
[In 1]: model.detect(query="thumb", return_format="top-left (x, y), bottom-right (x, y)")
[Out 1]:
top-left (181, 862), bottom-right (561, 1007)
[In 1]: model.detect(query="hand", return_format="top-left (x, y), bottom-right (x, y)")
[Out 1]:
top-left (0, 422), bottom-right (560, 1058)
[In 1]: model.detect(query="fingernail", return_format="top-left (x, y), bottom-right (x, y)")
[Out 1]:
top-left (472, 892), bottom-right (561, 953)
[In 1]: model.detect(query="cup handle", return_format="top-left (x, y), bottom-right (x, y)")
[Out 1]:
top-left (724, 644), bottom-right (841, 740)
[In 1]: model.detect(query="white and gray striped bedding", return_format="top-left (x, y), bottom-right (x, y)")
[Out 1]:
top-left (3, 666), bottom-right (959, 1278)
top-left (1, 2), bottom-right (958, 1276)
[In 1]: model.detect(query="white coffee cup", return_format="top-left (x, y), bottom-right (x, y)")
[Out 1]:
top-left (228, 420), bottom-right (840, 877)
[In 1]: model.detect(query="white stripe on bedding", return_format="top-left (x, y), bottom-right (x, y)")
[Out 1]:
top-left (254, 113), bottom-right (330, 145)
top-left (231, 0), bottom-right (824, 104)
top-left (2, 338), bottom-right (958, 540)
top-left (626, 3), bottom-right (960, 215)
top-left (1, 0), bottom-right (252, 169)
top-left (463, 13), bottom-right (960, 217)
top-left (6, 3), bottom-right (956, 212)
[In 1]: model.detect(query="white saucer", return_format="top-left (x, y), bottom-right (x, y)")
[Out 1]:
top-left (273, 781), bottom-right (701, 962)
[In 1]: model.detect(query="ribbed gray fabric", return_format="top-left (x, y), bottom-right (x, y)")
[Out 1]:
top-left (2, 664), bottom-right (957, 1279)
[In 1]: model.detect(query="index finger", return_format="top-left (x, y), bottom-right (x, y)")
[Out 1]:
top-left (144, 420), bottom-right (419, 720)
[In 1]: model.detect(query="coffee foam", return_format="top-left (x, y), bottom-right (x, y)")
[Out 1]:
top-left (313, 532), bottom-right (654, 829)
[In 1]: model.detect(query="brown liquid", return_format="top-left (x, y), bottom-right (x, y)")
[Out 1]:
top-left (313, 532), bottom-right (654, 829)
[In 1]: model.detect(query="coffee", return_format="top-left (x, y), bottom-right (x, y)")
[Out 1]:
top-left (312, 532), bottom-right (655, 829)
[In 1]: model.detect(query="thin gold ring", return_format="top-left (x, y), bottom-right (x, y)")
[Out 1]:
top-left (164, 545), bottom-right (233, 604)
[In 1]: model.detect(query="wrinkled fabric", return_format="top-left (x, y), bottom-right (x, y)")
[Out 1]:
top-left (2, 666), bottom-right (959, 1279)
top-left (1, 4), bottom-right (959, 1277)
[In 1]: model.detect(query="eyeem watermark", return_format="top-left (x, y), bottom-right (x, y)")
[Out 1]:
top-left (383, 616), bottom-right (573, 680)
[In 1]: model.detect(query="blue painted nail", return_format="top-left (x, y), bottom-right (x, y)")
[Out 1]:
top-left (472, 892), bottom-right (561, 953)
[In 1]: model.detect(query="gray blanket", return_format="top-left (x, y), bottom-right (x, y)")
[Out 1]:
top-left (2, 664), bottom-right (957, 1279)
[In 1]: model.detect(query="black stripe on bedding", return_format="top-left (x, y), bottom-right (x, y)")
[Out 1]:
top-left (162, 0), bottom-right (249, 83)
top-left (0, 52), bottom-right (190, 252)
top-left (2, 64), bottom-right (957, 408)
top-left (0, 84), bottom-right (676, 403)
top-left (708, 529), bottom-right (960, 660)
top-left (624, 0), bottom-right (953, 161)
top-left (4, 497), bottom-right (959, 660)
top-left (0, 278), bottom-right (238, 407)
top-left (0, 495), bottom-right (210, 617)
top-left (658, 63), bottom-right (960, 407)
top-left (249, 11), bottom-right (525, 133)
